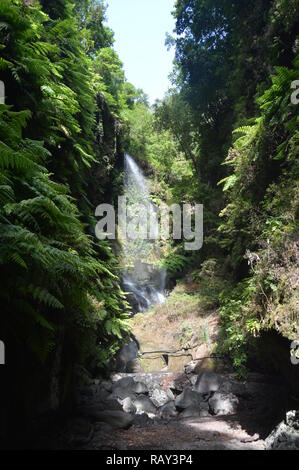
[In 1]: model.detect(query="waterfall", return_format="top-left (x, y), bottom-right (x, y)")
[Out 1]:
top-left (121, 154), bottom-right (166, 313)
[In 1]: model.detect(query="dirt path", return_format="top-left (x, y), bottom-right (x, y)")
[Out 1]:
top-left (86, 414), bottom-right (264, 451)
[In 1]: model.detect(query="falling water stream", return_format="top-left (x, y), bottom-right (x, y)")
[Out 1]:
top-left (121, 154), bottom-right (166, 313)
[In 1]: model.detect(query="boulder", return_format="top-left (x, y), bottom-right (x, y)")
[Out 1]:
top-left (121, 396), bottom-right (136, 414)
top-left (175, 387), bottom-right (201, 410)
top-left (149, 388), bottom-right (171, 407)
top-left (193, 370), bottom-right (222, 394)
top-left (101, 395), bottom-right (125, 411)
top-left (265, 410), bottom-right (299, 450)
top-left (115, 340), bottom-right (139, 372)
top-left (99, 380), bottom-right (113, 393)
top-left (112, 376), bottom-right (135, 390)
top-left (208, 392), bottom-right (239, 416)
top-left (184, 361), bottom-right (198, 375)
top-left (167, 374), bottom-right (191, 392)
top-left (133, 395), bottom-right (157, 416)
top-left (189, 375), bottom-right (198, 387)
top-left (219, 378), bottom-right (247, 397)
top-left (133, 381), bottom-right (148, 394)
top-left (159, 401), bottom-right (178, 419)
top-left (133, 413), bottom-right (152, 427)
top-left (112, 377), bottom-right (148, 399)
top-left (111, 387), bottom-right (131, 400)
top-left (95, 389), bottom-right (110, 402)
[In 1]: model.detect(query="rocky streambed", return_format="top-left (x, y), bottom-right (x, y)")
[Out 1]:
top-left (42, 366), bottom-right (299, 450)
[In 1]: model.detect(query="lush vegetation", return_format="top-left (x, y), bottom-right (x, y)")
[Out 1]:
top-left (0, 0), bottom-right (143, 434)
top-left (125, 0), bottom-right (298, 372)
top-left (0, 0), bottom-right (298, 440)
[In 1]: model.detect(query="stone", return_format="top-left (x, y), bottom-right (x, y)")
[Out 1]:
top-left (189, 375), bottom-right (198, 387)
top-left (179, 407), bottom-right (201, 419)
top-left (133, 395), bottom-right (157, 416)
top-left (95, 389), bottom-right (110, 402)
top-left (111, 387), bottom-right (131, 400)
top-left (111, 377), bottom-right (148, 399)
top-left (115, 340), bottom-right (139, 372)
top-left (104, 396), bottom-right (125, 411)
top-left (112, 376), bottom-right (135, 390)
top-left (184, 361), bottom-right (198, 375)
top-left (208, 392), bottom-right (239, 416)
top-left (199, 399), bottom-right (210, 411)
top-left (100, 380), bottom-right (113, 393)
top-left (219, 379), bottom-right (247, 397)
top-left (150, 388), bottom-right (171, 407)
top-left (199, 410), bottom-right (210, 417)
top-left (265, 410), bottom-right (299, 450)
top-left (166, 388), bottom-right (175, 401)
top-left (121, 396), bottom-right (136, 414)
top-left (133, 413), bottom-right (152, 427)
top-left (193, 370), bottom-right (222, 394)
top-left (159, 401), bottom-right (178, 419)
top-left (133, 381), bottom-right (148, 394)
top-left (175, 387), bottom-right (201, 410)
top-left (167, 373), bottom-right (191, 392)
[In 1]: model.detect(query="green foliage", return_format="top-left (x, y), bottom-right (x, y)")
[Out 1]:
top-left (1, 0), bottom-right (298, 403)
top-left (160, 252), bottom-right (190, 275)
top-left (160, 0), bottom-right (299, 374)
top-left (0, 102), bottom-right (130, 365)
top-left (218, 58), bottom-right (299, 371)
top-left (0, 0), bottom-right (132, 384)
top-left (192, 259), bottom-right (231, 311)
